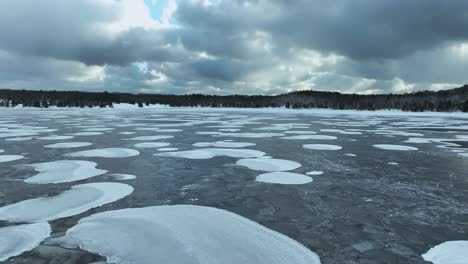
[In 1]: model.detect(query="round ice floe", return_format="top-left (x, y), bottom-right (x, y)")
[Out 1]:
top-left (71, 132), bottom-right (104, 136)
top-left (373, 144), bottom-right (418, 151)
top-left (44, 142), bottom-right (92, 149)
top-left (64, 148), bottom-right (140, 158)
top-left (128, 135), bottom-right (173, 141)
top-left (306, 171), bottom-right (323, 176)
top-left (282, 135), bottom-right (337, 140)
top-left (193, 141), bottom-right (256, 148)
top-left (134, 142), bottom-right (171, 148)
top-left (256, 172), bottom-right (313, 185)
top-left (422, 240), bottom-right (468, 264)
top-left (156, 148), bottom-right (265, 159)
top-left (236, 158), bottom-right (301, 172)
top-left (37, 135), bottom-right (75, 140)
top-left (109, 174), bottom-right (137, 180)
top-left (0, 222), bottom-right (51, 262)
top-left (51, 205), bottom-right (320, 264)
top-left (0, 183), bottom-right (133, 222)
top-left (25, 160), bottom-right (107, 184)
top-left (0, 155), bottom-right (24, 163)
top-left (303, 144), bottom-right (342, 150)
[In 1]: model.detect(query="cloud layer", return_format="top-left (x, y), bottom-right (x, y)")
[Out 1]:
top-left (0, 0), bottom-right (467, 95)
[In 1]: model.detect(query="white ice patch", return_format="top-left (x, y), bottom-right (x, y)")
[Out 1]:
top-left (25, 160), bottom-right (107, 184)
top-left (157, 148), bottom-right (179, 152)
top-left (51, 205), bottom-right (320, 264)
top-left (134, 142), bottom-right (171, 148)
top-left (256, 172), bottom-right (313, 185)
top-left (44, 142), bottom-right (92, 149)
top-left (320, 129), bottom-right (362, 135)
top-left (71, 132), bottom-right (103, 136)
top-left (118, 132), bottom-right (136, 135)
top-left (281, 135), bottom-right (337, 140)
top-left (345, 153), bottom-right (357, 157)
top-left (306, 171), bottom-right (323, 176)
top-left (156, 148), bottom-right (265, 159)
top-left (109, 174), bottom-right (137, 180)
top-left (215, 132), bottom-right (284, 138)
top-left (422, 240), bottom-right (468, 264)
top-left (193, 141), bottom-right (256, 148)
top-left (128, 135), bottom-right (174, 141)
top-left (65, 148), bottom-right (140, 158)
top-left (5, 137), bottom-right (33, 141)
top-left (373, 144), bottom-right (418, 151)
top-left (0, 155), bottom-right (24, 163)
top-left (0, 183), bottom-right (133, 222)
top-left (0, 222), bottom-right (51, 262)
top-left (303, 144), bottom-right (342, 150)
top-left (37, 135), bottom-right (75, 140)
top-left (236, 158), bottom-right (301, 172)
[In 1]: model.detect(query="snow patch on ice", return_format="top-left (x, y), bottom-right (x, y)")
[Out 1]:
top-left (25, 160), bottom-right (107, 184)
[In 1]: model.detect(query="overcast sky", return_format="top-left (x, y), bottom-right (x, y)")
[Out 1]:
top-left (1, 0), bottom-right (467, 95)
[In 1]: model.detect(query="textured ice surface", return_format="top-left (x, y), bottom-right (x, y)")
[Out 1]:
top-left (282, 135), bottom-right (337, 140)
top-left (52, 205), bottom-right (320, 264)
top-left (44, 142), bottom-right (92, 148)
top-left (65, 148), bottom-right (140, 158)
top-left (0, 183), bottom-right (133, 222)
top-left (156, 148), bottom-right (266, 159)
top-left (128, 135), bottom-right (174, 141)
top-left (193, 141), bottom-right (256, 148)
top-left (134, 142), bottom-right (171, 148)
top-left (0, 222), bottom-right (51, 261)
top-left (256, 172), bottom-right (313, 185)
top-left (25, 160), bottom-right (107, 184)
top-left (373, 144), bottom-right (418, 151)
top-left (303, 144), bottom-right (343, 150)
top-left (422, 241), bottom-right (468, 264)
top-left (0, 155), bottom-right (24, 162)
top-left (236, 158), bottom-right (301, 172)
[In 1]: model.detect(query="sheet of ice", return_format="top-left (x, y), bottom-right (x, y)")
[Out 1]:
top-left (283, 131), bottom-right (317, 134)
top-left (215, 132), bottom-right (284, 138)
top-left (118, 132), bottom-right (136, 135)
top-left (37, 135), bottom-right (75, 140)
top-left (422, 240), bottom-right (468, 264)
top-left (157, 148), bottom-right (179, 151)
top-left (236, 158), bottom-right (301, 172)
top-left (345, 153), bottom-right (357, 157)
top-left (388, 162), bottom-right (399, 165)
top-left (81, 127), bottom-right (114, 132)
top-left (156, 129), bottom-right (182, 132)
top-left (303, 144), bottom-right (343, 150)
top-left (5, 137), bottom-right (33, 141)
top-left (134, 142), bottom-right (171, 148)
top-left (71, 132), bottom-right (104, 136)
top-left (51, 205), bottom-right (320, 264)
top-left (193, 141), bottom-right (256, 148)
top-left (65, 148), bottom-right (140, 158)
top-left (373, 144), bottom-right (418, 151)
top-left (281, 135), bottom-right (337, 140)
top-left (0, 222), bottom-right (51, 262)
top-left (0, 183), bottom-right (133, 222)
top-left (256, 172), bottom-right (313, 185)
top-left (128, 135), bottom-right (174, 141)
top-left (0, 155), bottom-right (24, 163)
top-left (44, 142), bottom-right (92, 149)
top-left (320, 129), bottom-right (362, 135)
top-left (306, 171), bottom-right (323, 176)
top-left (109, 174), bottom-right (137, 180)
top-left (25, 160), bottom-right (107, 184)
top-left (156, 148), bottom-right (265, 159)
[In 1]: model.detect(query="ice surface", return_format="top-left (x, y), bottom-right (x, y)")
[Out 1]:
top-left (373, 144), bottom-right (418, 151)
top-left (128, 135), bottom-right (174, 141)
top-left (109, 174), bottom-right (137, 180)
top-left (0, 183), bottom-right (133, 222)
top-left (134, 142), bottom-right (171, 148)
top-left (215, 132), bottom-right (284, 138)
top-left (157, 147), bottom-right (179, 151)
top-left (282, 135), bottom-right (337, 140)
top-left (156, 148), bottom-right (266, 159)
top-left (0, 155), bottom-right (24, 162)
top-left (193, 141), bottom-right (256, 148)
top-left (306, 171), bottom-right (323, 175)
top-left (52, 205), bottom-right (320, 264)
top-left (236, 158), bottom-right (301, 172)
top-left (64, 148), bottom-right (140, 158)
top-left (44, 142), bottom-right (92, 148)
top-left (37, 135), bottom-right (75, 140)
top-left (303, 144), bottom-right (343, 150)
top-left (256, 172), bottom-right (313, 185)
top-left (71, 132), bottom-right (104, 136)
top-left (422, 240), bottom-right (468, 264)
top-left (25, 160), bottom-right (107, 184)
top-left (5, 137), bottom-right (33, 141)
top-left (0, 222), bottom-right (51, 261)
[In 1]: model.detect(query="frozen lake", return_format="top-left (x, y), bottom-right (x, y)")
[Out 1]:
top-left (0, 107), bottom-right (467, 264)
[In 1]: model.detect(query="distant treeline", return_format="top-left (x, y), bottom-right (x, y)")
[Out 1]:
top-left (1, 85), bottom-right (468, 112)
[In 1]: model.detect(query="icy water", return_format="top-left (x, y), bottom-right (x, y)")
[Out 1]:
top-left (0, 108), bottom-right (467, 264)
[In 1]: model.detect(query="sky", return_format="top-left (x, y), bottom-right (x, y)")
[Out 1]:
top-left (0, 0), bottom-right (467, 95)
